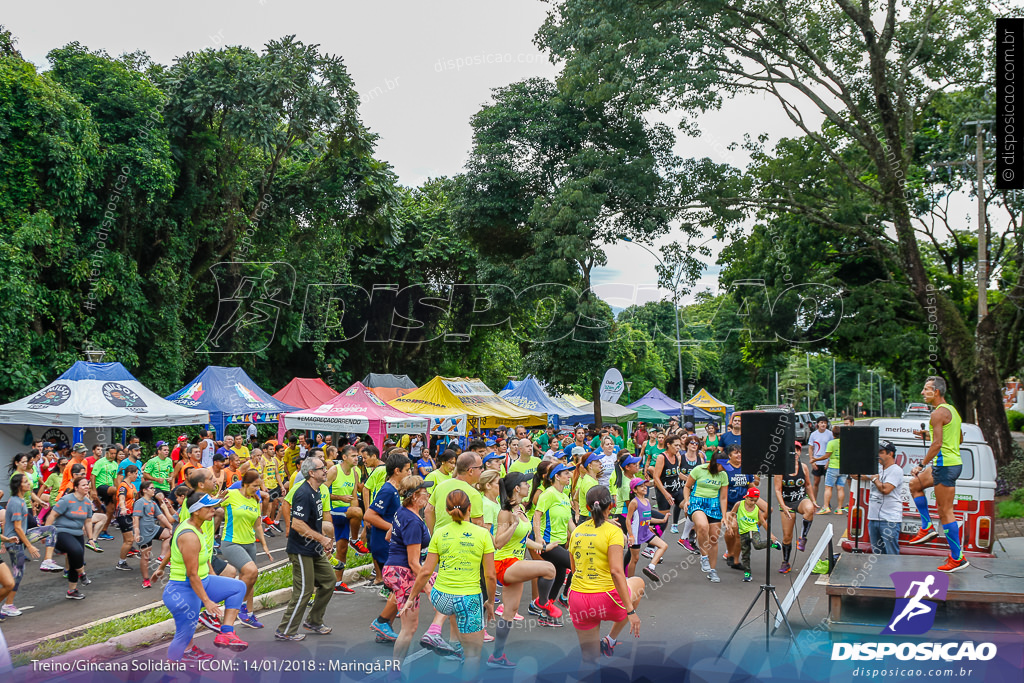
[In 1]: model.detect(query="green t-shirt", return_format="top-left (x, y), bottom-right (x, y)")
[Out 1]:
top-left (576, 473), bottom-right (598, 519)
top-left (612, 470), bottom-right (631, 515)
top-left (931, 402), bottom-right (963, 467)
top-left (427, 521), bottom-right (495, 595)
top-left (93, 458), bottom-right (119, 489)
top-left (43, 473), bottom-right (61, 504)
top-left (507, 456), bottom-right (541, 478)
top-left (221, 489), bottom-right (260, 544)
top-left (425, 469), bottom-right (451, 487)
top-left (826, 439), bottom-right (841, 470)
top-left (144, 456), bottom-right (174, 492)
top-left (689, 463), bottom-right (729, 499)
top-left (534, 433), bottom-right (549, 451)
top-left (736, 500), bottom-right (760, 534)
top-left (644, 443), bottom-right (665, 469)
top-left (537, 485), bottom-right (572, 544)
top-left (482, 496), bottom-right (500, 532)
top-left (365, 465), bottom-right (387, 501)
top-left (429, 478), bottom-right (483, 530)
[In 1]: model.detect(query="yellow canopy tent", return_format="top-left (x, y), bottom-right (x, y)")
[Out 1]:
top-left (389, 376), bottom-right (547, 433)
top-left (561, 393), bottom-right (590, 407)
top-left (684, 388), bottom-right (734, 417)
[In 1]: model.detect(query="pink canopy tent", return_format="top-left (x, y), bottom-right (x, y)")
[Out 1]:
top-left (273, 378), bottom-right (339, 441)
top-left (281, 381), bottom-right (428, 451)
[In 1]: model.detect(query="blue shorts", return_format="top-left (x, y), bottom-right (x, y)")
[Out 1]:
top-left (688, 495), bottom-right (723, 522)
top-left (430, 587), bottom-right (484, 633)
top-left (931, 464), bottom-right (962, 488)
top-left (824, 468), bottom-right (847, 488)
top-left (331, 512), bottom-right (351, 541)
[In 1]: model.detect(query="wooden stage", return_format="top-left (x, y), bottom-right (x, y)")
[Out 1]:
top-left (825, 554), bottom-right (1024, 636)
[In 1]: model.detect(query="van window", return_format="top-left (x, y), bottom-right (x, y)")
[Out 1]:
top-left (891, 444), bottom-right (974, 481)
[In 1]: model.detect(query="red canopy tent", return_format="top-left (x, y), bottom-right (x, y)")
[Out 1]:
top-left (274, 378), bottom-right (339, 441)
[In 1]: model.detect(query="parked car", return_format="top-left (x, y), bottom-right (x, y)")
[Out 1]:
top-left (902, 402), bottom-right (932, 419)
top-left (842, 418), bottom-right (996, 558)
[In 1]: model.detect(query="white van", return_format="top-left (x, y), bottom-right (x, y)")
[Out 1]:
top-left (841, 418), bottom-right (997, 558)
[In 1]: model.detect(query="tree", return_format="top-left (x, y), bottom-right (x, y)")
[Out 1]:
top-left (537, 0), bottom-right (1016, 464)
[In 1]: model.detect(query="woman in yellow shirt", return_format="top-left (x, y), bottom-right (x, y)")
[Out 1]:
top-left (567, 485), bottom-right (644, 665)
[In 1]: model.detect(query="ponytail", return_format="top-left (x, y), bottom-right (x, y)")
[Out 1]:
top-left (586, 485), bottom-right (613, 527)
top-left (446, 489), bottom-right (472, 524)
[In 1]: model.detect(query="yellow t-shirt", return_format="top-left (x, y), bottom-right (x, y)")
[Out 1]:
top-left (568, 519), bottom-right (624, 593)
top-left (428, 478), bottom-right (483, 530)
top-left (231, 445), bottom-right (251, 464)
top-left (427, 521), bottom-right (495, 595)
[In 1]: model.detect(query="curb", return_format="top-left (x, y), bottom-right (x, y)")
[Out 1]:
top-left (20, 563), bottom-right (372, 668)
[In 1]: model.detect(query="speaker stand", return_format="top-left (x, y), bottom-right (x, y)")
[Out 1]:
top-left (717, 502), bottom-right (801, 658)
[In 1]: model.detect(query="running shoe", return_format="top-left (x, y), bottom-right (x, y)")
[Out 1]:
top-left (600, 636), bottom-right (616, 657)
top-left (641, 547), bottom-right (655, 559)
top-left (142, 580), bottom-right (152, 589)
top-left (370, 619), bottom-right (398, 641)
top-left (771, 540), bottom-right (782, 550)
top-left (264, 527), bottom-right (276, 538)
top-left (352, 539), bottom-right (370, 555)
top-left (375, 634), bottom-right (394, 644)
top-left (363, 581), bottom-right (383, 590)
top-left (2, 605), bottom-right (22, 616)
top-left (834, 508), bottom-right (847, 515)
top-left (538, 614), bottom-right (563, 628)
top-left (214, 539), bottom-right (220, 548)
top-left (797, 537), bottom-right (806, 552)
top-left (494, 604), bottom-right (523, 621)
top-left (115, 560), bottom-right (132, 571)
top-left (303, 622), bottom-right (332, 635)
top-left (79, 573), bottom-right (92, 585)
top-left (181, 646), bottom-right (214, 663)
top-left (907, 527), bottom-right (938, 545)
top-left (487, 654), bottom-right (517, 669)
top-left (483, 629), bottom-right (494, 643)
top-left (743, 572), bottom-right (752, 582)
top-left (779, 561), bottom-right (792, 574)
top-left (527, 599), bottom-right (545, 617)
top-left (708, 569), bottom-right (720, 583)
top-left (0, 613), bottom-right (5, 623)
top-left (97, 532), bottom-right (114, 541)
top-left (539, 599), bottom-right (563, 619)
top-left (938, 556), bottom-right (970, 573)
top-left (670, 524), bottom-right (679, 534)
top-left (39, 559), bottom-right (63, 572)
top-left (378, 585), bottom-right (393, 600)
top-left (84, 540), bottom-right (103, 553)
top-left (156, 556), bottom-right (164, 563)
top-left (238, 609), bottom-right (264, 629)
top-left (197, 610), bottom-right (222, 633)
top-left (334, 582), bottom-right (355, 595)
top-left (642, 565), bottom-right (661, 582)
top-left (126, 548), bottom-right (140, 558)
top-left (445, 642), bottom-right (465, 662)
top-left (213, 632), bottom-right (249, 652)
top-left (419, 632), bottom-right (455, 655)
top-left (816, 507), bottom-right (832, 515)
top-left (274, 631), bottom-right (306, 641)
top-left (65, 590), bottom-right (85, 600)
top-left (557, 591), bottom-right (570, 609)
top-left (700, 555), bottom-right (711, 573)
top-left (678, 537), bottom-right (698, 553)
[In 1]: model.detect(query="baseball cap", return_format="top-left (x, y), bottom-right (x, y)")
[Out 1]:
top-left (745, 487), bottom-right (761, 499)
top-left (684, 422), bottom-right (694, 430)
top-left (485, 438), bottom-right (496, 446)
top-left (482, 452), bottom-right (503, 465)
top-left (622, 455), bottom-right (641, 466)
top-left (551, 463), bottom-right (575, 476)
top-left (629, 477), bottom-right (647, 490)
top-left (72, 442), bottom-right (87, 453)
top-left (212, 452), bottom-right (227, 463)
top-left (155, 440), bottom-right (169, 449)
top-left (177, 435), bottom-right (188, 442)
top-left (583, 452), bottom-right (603, 468)
top-left (880, 440), bottom-right (897, 454)
top-left (187, 494), bottom-right (221, 513)
top-left (127, 443), bottom-right (141, 452)
top-left (502, 471), bottom-right (531, 490)
top-left (571, 446), bottom-right (587, 457)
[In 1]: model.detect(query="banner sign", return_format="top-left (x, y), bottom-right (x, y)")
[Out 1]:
top-left (600, 368), bottom-right (625, 403)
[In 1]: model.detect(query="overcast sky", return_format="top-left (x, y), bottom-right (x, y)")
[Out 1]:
top-left (5, 1), bottom-right (979, 314)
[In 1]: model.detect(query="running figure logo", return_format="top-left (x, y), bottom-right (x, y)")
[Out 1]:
top-left (882, 572), bottom-right (949, 635)
top-left (197, 262), bottom-right (295, 354)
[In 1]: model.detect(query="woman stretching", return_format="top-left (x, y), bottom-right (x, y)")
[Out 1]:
top-left (625, 478), bottom-right (668, 581)
top-left (152, 492), bottom-right (249, 663)
top-left (383, 476), bottom-right (433, 664)
top-left (489, 472), bottom-right (556, 669)
top-left (652, 435), bottom-right (685, 535)
top-left (220, 471), bottom-right (273, 628)
top-left (402, 489), bottom-right (496, 681)
top-left (682, 457), bottom-right (729, 583)
top-left (676, 436), bottom-right (706, 553)
top-left (531, 462), bottom-right (575, 626)
top-left (45, 476), bottom-right (100, 599)
top-left (4, 473), bottom-right (57, 615)
top-left (568, 486), bottom-right (644, 664)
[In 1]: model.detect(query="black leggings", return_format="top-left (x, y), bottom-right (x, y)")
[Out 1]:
top-left (539, 544), bottom-right (571, 603)
top-left (55, 532), bottom-right (85, 584)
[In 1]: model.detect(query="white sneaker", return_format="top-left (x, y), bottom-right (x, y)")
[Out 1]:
top-left (708, 569), bottom-right (721, 583)
top-left (670, 524), bottom-right (679, 534)
top-left (39, 559), bottom-right (63, 572)
top-left (2, 605), bottom-right (22, 617)
top-left (700, 555), bottom-right (711, 573)
top-left (641, 547), bottom-right (655, 559)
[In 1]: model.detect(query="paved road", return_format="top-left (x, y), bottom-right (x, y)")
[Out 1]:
top-left (7, 503), bottom-right (846, 683)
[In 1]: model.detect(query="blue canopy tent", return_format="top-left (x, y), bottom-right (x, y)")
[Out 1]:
top-left (499, 376), bottom-right (588, 427)
top-left (684, 404), bottom-right (721, 423)
top-left (627, 387), bottom-right (682, 417)
top-left (166, 366), bottom-right (300, 438)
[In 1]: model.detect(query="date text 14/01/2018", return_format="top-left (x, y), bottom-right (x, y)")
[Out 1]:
top-left (238, 659), bottom-right (402, 673)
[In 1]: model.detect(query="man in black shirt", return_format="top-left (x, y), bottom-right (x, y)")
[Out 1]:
top-left (276, 456), bottom-right (335, 640)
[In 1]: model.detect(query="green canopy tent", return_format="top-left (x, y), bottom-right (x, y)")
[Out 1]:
top-left (630, 404), bottom-right (671, 424)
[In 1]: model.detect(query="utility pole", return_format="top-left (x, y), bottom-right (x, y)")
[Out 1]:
top-left (832, 357), bottom-right (836, 417)
top-left (806, 352), bottom-right (811, 412)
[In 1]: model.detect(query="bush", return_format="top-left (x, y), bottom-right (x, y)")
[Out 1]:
top-left (995, 443), bottom-right (1024, 496)
top-left (997, 500), bottom-right (1024, 519)
top-left (1012, 487), bottom-right (1024, 505)
top-left (1007, 410), bottom-right (1024, 432)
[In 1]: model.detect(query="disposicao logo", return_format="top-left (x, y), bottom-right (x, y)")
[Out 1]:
top-left (831, 571), bottom-right (997, 662)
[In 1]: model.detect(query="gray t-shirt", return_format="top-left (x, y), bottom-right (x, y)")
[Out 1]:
top-left (867, 463), bottom-right (904, 523)
top-left (2, 495), bottom-right (28, 546)
top-left (133, 497), bottom-right (162, 544)
top-left (51, 494), bottom-right (93, 536)
top-left (808, 430), bottom-right (834, 464)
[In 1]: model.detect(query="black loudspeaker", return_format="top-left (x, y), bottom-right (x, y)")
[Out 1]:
top-left (740, 412), bottom-right (796, 475)
top-left (838, 426), bottom-right (879, 475)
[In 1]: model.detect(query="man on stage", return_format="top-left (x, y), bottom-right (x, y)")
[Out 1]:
top-left (908, 376), bottom-right (969, 573)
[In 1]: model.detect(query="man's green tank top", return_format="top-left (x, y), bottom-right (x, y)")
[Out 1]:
top-left (929, 402), bottom-right (962, 467)
top-left (169, 521), bottom-right (212, 582)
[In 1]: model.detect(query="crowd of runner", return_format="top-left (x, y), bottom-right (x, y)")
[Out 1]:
top-left (0, 416), bottom-right (857, 673)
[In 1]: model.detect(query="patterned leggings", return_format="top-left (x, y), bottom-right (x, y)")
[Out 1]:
top-left (5, 526), bottom-right (57, 591)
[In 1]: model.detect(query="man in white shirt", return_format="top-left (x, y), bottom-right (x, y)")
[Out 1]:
top-left (807, 418), bottom-right (834, 499)
top-left (854, 440), bottom-right (904, 555)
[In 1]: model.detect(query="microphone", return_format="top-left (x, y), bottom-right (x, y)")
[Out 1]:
top-left (920, 423), bottom-right (927, 444)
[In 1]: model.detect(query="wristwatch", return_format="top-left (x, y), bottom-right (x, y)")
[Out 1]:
top-left (626, 609), bottom-right (636, 615)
